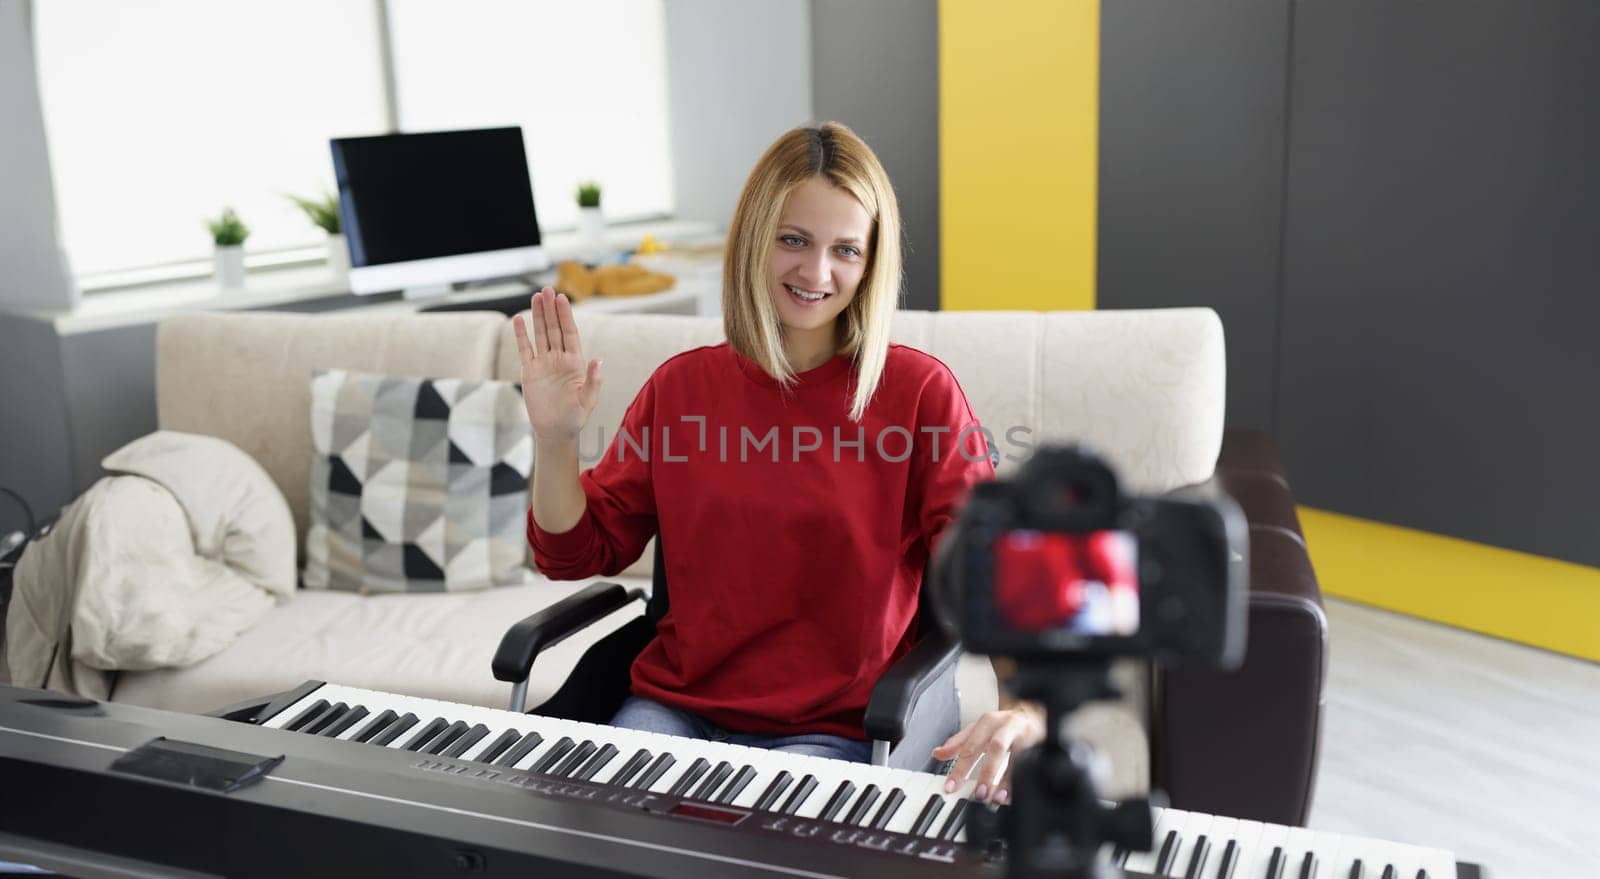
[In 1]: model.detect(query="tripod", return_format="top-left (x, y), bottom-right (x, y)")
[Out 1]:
top-left (966, 659), bottom-right (1156, 879)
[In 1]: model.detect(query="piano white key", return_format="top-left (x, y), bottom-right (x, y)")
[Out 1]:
top-left (1228, 819), bottom-right (1267, 879)
top-left (1388, 840), bottom-right (1444, 879)
top-left (1301, 829), bottom-right (1348, 879)
top-left (1280, 827), bottom-right (1318, 879)
top-left (1205, 816), bottom-right (1241, 878)
top-left (1169, 811), bottom-right (1214, 878)
top-left (1250, 822), bottom-right (1290, 879)
top-left (1326, 832), bottom-right (1368, 879)
top-left (882, 775), bottom-right (947, 835)
top-left (727, 749), bottom-right (809, 809)
top-left (1412, 843), bottom-right (1458, 879)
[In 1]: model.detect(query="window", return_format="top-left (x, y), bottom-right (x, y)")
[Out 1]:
top-left (33, 0), bottom-right (390, 279)
top-left (386, 0), bottom-right (673, 232)
top-left (33, 0), bottom-right (674, 283)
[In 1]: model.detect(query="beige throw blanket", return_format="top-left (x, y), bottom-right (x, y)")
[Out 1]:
top-left (1, 432), bottom-right (296, 698)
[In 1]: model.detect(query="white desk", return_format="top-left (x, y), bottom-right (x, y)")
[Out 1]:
top-left (23, 219), bottom-right (723, 336)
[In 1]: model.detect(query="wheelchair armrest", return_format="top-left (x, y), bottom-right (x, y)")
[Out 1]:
top-left (863, 628), bottom-right (963, 743)
top-left (492, 581), bottom-right (646, 685)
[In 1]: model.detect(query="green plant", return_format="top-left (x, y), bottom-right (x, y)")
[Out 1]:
top-left (576, 180), bottom-right (602, 209)
top-left (206, 207), bottom-right (250, 247)
top-left (288, 191), bottom-right (341, 234)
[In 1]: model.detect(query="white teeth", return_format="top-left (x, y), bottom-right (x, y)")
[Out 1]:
top-left (787, 284), bottom-right (827, 302)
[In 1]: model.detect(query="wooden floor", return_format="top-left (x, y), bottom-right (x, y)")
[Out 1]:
top-left (1309, 598), bottom-right (1599, 879)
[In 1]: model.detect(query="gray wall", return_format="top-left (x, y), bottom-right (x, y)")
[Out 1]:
top-left (811, 0), bottom-right (940, 311)
top-left (1275, 0), bottom-right (1600, 568)
top-left (0, 316), bottom-right (73, 535)
top-left (1099, 0), bottom-right (1600, 569)
top-left (0, 0), bottom-right (76, 311)
top-left (662, 0), bottom-right (814, 231)
top-left (1097, 0), bottom-right (1291, 431)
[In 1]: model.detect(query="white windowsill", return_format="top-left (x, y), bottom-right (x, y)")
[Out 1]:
top-left (19, 218), bottom-right (723, 335)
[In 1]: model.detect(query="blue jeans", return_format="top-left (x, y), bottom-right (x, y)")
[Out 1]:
top-left (610, 696), bottom-right (874, 763)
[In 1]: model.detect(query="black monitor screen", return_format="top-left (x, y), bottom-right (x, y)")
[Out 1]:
top-left (331, 127), bottom-right (541, 267)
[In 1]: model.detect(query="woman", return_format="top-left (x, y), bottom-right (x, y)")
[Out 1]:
top-left (515, 122), bottom-right (1042, 805)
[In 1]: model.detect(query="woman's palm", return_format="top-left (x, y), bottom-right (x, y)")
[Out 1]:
top-left (514, 288), bottom-right (603, 443)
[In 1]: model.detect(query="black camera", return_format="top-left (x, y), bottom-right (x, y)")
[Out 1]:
top-left (934, 445), bottom-right (1248, 669)
top-left (931, 445), bottom-right (1251, 879)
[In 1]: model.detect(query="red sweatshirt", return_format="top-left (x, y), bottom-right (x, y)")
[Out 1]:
top-left (526, 342), bottom-right (995, 739)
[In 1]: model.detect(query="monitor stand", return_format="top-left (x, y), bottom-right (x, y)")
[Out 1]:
top-left (401, 283), bottom-right (452, 301)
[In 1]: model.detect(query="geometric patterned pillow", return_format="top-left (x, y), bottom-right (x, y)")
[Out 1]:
top-left (303, 369), bottom-right (532, 593)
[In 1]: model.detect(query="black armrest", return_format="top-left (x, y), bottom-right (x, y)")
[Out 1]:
top-left (1153, 428), bottom-right (1328, 826)
top-left (492, 582), bottom-right (645, 685)
top-left (863, 628), bottom-right (963, 743)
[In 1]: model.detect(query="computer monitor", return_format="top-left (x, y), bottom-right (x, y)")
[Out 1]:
top-left (331, 127), bottom-right (549, 298)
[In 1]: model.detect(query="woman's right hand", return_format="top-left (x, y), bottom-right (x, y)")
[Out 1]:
top-left (513, 287), bottom-right (604, 445)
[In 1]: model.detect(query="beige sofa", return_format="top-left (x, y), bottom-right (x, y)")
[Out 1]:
top-left (107, 306), bottom-right (1227, 797)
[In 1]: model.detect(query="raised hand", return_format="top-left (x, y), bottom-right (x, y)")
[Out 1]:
top-left (512, 287), bottom-right (604, 445)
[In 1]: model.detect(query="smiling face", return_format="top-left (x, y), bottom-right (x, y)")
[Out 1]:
top-left (766, 176), bottom-right (874, 361)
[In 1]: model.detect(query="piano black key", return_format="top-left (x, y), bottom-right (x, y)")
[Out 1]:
top-left (1155, 829), bottom-right (1182, 875)
top-left (574, 743), bottom-right (619, 781)
top-left (321, 705), bottom-right (369, 738)
top-left (1185, 834), bottom-right (1211, 879)
top-left (780, 775), bottom-right (819, 815)
top-left (1266, 846), bottom-right (1286, 879)
top-left (818, 780), bottom-right (857, 822)
top-left (869, 787), bottom-right (905, 829)
top-left (401, 717), bottom-right (450, 752)
top-left (909, 794), bottom-right (945, 836)
top-left (552, 741), bottom-right (599, 777)
top-left (302, 702), bottom-right (346, 735)
top-left (349, 709), bottom-right (398, 744)
top-left (492, 730), bottom-right (544, 765)
top-left (530, 737), bottom-right (577, 774)
top-left (667, 758), bottom-right (711, 797)
top-left (442, 724), bottom-right (489, 758)
top-left (634, 753), bottom-right (676, 790)
top-left (424, 721), bottom-right (470, 755)
top-left (843, 784), bottom-right (880, 825)
top-left (716, 765), bottom-right (757, 804)
top-left (369, 712), bottom-right (419, 746)
top-left (1415, 871), bottom-right (1429, 879)
top-left (609, 749), bottom-right (652, 787)
top-left (1299, 851), bottom-right (1318, 879)
top-left (1347, 859), bottom-right (1362, 879)
top-left (283, 699), bottom-right (329, 732)
top-left (1217, 839), bottom-right (1237, 878)
top-left (693, 761), bottom-right (735, 801)
top-left (1380, 866), bottom-right (1396, 879)
top-left (937, 799), bottom-right (971, 841)
top-left (752, 771), bottom-right (794, 812)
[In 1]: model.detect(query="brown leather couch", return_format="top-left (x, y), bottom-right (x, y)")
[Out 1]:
top-left (1154, 428), bottom-right (1327, 826)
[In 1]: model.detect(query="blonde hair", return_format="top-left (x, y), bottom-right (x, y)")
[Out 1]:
top-left (723, 122), bottom-right (903, 422)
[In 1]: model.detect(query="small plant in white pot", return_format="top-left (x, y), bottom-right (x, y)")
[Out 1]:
top-left (289, 192), bottom-right (347, 279)
top-left (576, 180), bottom-right (604, 258)
top-left (206, 207), bottom-right (250, 290)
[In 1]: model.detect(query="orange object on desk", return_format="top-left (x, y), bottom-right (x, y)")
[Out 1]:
top-left (554, 260), bottom-right (675, 300)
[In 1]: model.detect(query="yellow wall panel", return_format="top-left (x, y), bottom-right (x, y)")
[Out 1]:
top-left (1300, 507), bottom-right (1600, 661)
top-left (939, 0), bottom-right (1099, 312)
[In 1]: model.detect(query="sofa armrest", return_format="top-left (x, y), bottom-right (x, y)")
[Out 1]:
top-left (1151, 429), bottom-right (1328, 827)
top-left (864, 628), bottom-right (963, 746)
top-left (492, 581), bottom-right (645, 710)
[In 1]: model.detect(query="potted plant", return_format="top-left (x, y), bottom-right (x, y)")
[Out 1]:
top-left (206, 207), bottom-right (250, 290)
top-left (289, 192), bottom-right (347, 278)
top-left (576, 180), bottom-right (604, 258)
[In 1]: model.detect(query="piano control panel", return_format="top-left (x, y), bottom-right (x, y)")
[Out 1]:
top-left (407, 754), bottom-right (973, 865)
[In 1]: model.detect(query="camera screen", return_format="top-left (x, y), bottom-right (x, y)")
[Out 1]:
top-left (992, 530), bottom-right (1139, 637)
